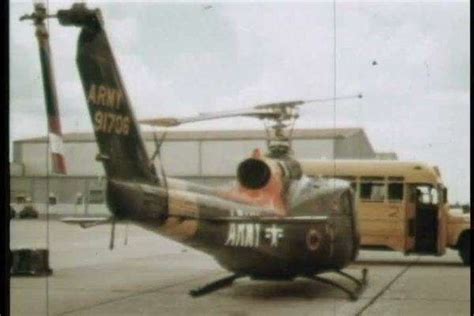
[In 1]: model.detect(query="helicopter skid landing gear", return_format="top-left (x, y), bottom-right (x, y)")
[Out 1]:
top-left (306, 268), bottom-right (368, 301)
top-left (189, 273), bottom-right (245, 297)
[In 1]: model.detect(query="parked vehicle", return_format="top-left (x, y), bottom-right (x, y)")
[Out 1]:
top-left (301, 159), bottom-right (471, 265)
top-left (19, 205), bottom-right (39, 219)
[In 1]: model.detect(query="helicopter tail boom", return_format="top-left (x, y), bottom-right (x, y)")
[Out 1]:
top-left (57, 4), bottom-right (157, 183)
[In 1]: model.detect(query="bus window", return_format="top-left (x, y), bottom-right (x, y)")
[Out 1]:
top-left (360, 182), bottom-right (385, 201)
top-left (388, 183), bottom-right (403, 201)
top-left (414, 185), bottom-right (438, 205)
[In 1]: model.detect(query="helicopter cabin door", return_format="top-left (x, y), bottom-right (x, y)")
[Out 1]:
top-left (412, 184), bottom-right (439, 254)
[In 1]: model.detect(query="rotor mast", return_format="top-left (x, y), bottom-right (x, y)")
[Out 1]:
top-left (262, 105), bottom-right (299, 159)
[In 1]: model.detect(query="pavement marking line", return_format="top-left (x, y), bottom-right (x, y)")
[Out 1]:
top-left (367, 297), bottom-right (470, 303)
top-left (355, 257), bottom-right (419, 316)
top-left (58, 271), bottom-right (225, 316)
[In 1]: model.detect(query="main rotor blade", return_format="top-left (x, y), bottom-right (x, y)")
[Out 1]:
top-left (139, 109), bottom-right (280, 127)
top-left (138, 93), bottom-right (362, 127)
top-left (254, 93), bottom-right (363, 110)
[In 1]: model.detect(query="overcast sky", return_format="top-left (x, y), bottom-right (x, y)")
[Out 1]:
top-left (10, 1), bottom-right (470, 203)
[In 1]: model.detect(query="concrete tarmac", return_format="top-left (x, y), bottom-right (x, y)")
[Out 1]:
top-left (10, 219), bottom-right (470, 316)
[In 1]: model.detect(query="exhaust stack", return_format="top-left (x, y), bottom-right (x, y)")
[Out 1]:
top-left (237, 158), bottom-right (272, 190)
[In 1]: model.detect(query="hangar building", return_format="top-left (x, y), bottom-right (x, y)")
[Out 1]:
top-left (10, 128), bottom-right (376, 206)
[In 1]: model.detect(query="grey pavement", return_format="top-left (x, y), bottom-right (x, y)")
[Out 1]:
top-left (10, 220), bottom-right (470, 316)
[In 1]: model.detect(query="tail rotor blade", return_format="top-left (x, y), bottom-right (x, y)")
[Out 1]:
top-left (22, 3), bottom-right (67, 175)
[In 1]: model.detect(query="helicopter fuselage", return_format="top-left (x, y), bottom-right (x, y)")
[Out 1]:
top-left (24, 2), bottom-right (362, 285)
top-left (106, 174), bottom-right (359, 278)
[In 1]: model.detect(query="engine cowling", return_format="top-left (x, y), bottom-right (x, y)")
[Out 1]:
top-left (236, 157), bottom-right (302, 190)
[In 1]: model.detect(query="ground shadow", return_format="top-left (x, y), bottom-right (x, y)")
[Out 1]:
top-left (222, 276), bottom-right (355, 301)
top-left (354, 260), bottom-right (465, 267)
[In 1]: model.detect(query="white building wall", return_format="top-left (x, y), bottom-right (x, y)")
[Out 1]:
top-left (10, 162), bottom-right (24, 176)
top-left (19, 139), bottom-right (335, 177)
top-left (292, 140), bottom-right (334, 160)
top-left (20, 142), bottom-right (103, 176)
top-left (65, 142), bottom-right (103, 176)
top-left (12, 129), bottom-right (376, 209)
top-left (22, 143), bottom-right (48, 176)
top-left (145, 141), bottom-right (200, 176)
top-left (201, 140), bottom-right (266, 176)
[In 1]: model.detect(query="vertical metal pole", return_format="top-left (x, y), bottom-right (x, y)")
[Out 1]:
top-left (30, 177), bottom-right (35, 203)
top-left (20, 5), bottom-right (63, 315)
top-left (84, 179), bottom-right (90, 216)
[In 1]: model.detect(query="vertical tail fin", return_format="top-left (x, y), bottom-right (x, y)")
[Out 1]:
top-left (57, 4), bottom-right (156, 183)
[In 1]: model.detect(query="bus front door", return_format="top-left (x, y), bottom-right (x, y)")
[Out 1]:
top-left (413, 185), bottom-right (439, 254)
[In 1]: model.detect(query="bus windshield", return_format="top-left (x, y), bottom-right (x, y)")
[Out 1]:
top-left (414, 184), bottom-right (439, 206)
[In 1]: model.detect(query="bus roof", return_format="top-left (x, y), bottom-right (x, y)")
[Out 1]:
top-left (299, 159), bottom-right (442, 184)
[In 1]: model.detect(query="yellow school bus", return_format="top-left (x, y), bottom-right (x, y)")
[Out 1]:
top-left (300, 159), bottom-right (471, 265)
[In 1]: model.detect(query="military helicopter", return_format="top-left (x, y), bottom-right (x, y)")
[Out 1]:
top-left (21, 3), bottom-right (367, 300)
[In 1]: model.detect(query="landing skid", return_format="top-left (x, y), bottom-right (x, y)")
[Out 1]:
top-left (189, 268), bottom-right (368, 300)
top-left (306, 268), bottom-right (368, 301)
top-left (189, 273), bottom-right (244, 297)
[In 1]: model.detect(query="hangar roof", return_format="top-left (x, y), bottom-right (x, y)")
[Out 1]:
top-left (16, 128), bottom-right (364, 143)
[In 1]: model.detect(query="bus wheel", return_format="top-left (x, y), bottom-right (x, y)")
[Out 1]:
top-left (458, 231), bottom-right (470, 266)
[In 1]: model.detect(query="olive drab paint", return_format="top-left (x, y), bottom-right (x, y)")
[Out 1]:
top-left (57, 4), bottom-right (157, 183)
top-left (28, 3), bottom-right (365, 298)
